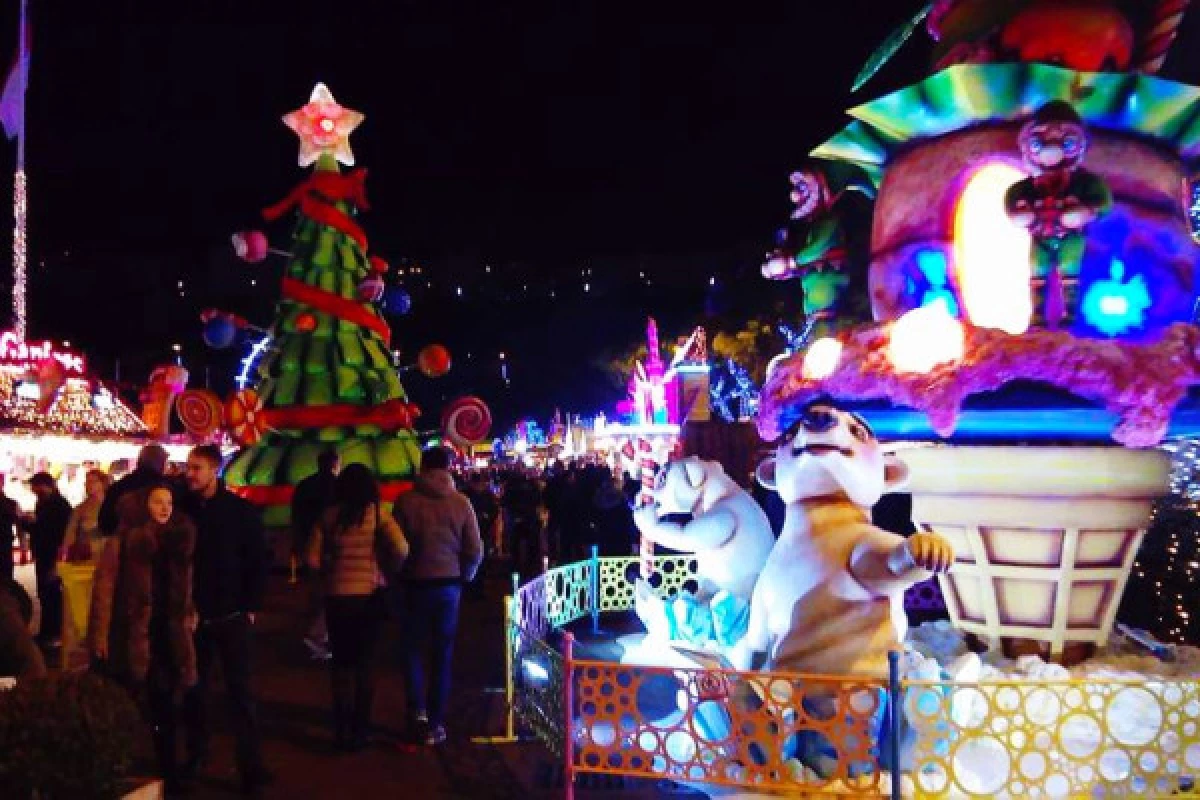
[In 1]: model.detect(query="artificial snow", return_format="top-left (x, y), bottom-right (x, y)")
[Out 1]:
top-left (603, 623), bottom-right (1200, 798)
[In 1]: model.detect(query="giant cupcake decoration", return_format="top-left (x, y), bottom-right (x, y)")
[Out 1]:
top-left (759, 1), bottom-right (1200, 665)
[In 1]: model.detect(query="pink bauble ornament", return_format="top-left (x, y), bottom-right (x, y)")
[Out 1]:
top-left (357, 276), bottom-right (385, 303)
top-left (232, 231), bottom-right (269, 263)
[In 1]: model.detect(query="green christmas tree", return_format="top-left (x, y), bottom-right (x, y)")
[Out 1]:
top-left (224, 83), bottom-right (422, 527)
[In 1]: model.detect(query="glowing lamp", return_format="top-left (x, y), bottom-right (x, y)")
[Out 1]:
top-left (1081, 259), bottom-right (1150, 337)
top-left (1099, 295), bottom-right (1128, 316)
top-left (802, 337), bottom-right (843, 381)
top-left (953, 163), bottom-right (1032, 335)
top-left (887, 301), bottom-right (964, 375)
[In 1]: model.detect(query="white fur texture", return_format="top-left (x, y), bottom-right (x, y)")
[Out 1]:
top-left (634, 456), bottom-right (775, 601)
top-left (733, 407), bottom-right (937, 678)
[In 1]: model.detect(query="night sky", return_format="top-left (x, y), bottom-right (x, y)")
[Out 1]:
top-left (3, 1), bottom-right (1199, 430)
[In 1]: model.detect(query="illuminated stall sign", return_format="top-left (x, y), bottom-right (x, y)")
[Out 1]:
top-left (0, 332), bottom-right (85, 374)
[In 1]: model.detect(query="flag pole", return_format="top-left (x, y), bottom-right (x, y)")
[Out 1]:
top-left (12, 0), bottom-right (28, 340)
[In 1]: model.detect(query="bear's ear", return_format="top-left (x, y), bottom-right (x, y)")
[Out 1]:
top-left (755, 457), bottom-right (778, 491)
top-left (883, 454), bottom-right (911, 493)
top-left (683, 458), bottom-right (707, 489)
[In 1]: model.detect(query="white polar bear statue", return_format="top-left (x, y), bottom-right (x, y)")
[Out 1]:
top-left (632, 456), bottom-right (775, 652)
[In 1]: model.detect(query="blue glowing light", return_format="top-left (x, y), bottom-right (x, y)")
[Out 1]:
top-left (915, 250), bottom-right (959, 316)
top-left (1081, 259), bottom-right (1150, 337)
top-left (710, 358), bottom-right (760, 423)
top-left (1189, 181), bottom-right (1200, 243)
top-left (855, 407), bottom-right (1200, 442)
top-left (236, 333), bottom-right (274, 390)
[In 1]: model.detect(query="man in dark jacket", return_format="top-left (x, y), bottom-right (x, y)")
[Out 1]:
top-left (0, 475), bottom-right (18, 584)
top-left (179, 445), bottom-right (272, 794)
top-left (25, 473), bottom-right (71, 647)
top-left (391, 446), bottom-right (483, 746)
top-left (99, 444), bottom-right (169, 536)
top-left (290, 449), bottom-right (339, 659)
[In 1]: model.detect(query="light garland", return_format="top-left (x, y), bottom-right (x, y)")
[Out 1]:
top-left (709, 358), bottom-right (760, 423)
top-left (0, 374), bottom-right (145, 436)
top-left (1189, 181), bottom-right (1200, 244)
top-left (236, 333), bottom-right (274, 390)
top-left (12, 168), bottom-right (26, 340)
top-left (1123, 438), bottom-right (1200, 644)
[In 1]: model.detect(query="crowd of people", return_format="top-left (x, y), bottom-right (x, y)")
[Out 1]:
top-left (0, 443), bottom-right (643, 796)
top-left (456, 460), bottom-right (642, 580)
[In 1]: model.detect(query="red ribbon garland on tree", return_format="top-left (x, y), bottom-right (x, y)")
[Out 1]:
top-left (232, 480), bottom-right (413, 507)
top-left (262, 398), bottom-right (420, 432)
top-left (262, 169), bottom-right (371, 250)
top-left (280, 277), bottom-right (391, 344)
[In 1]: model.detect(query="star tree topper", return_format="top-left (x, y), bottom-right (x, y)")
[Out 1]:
top-left (283, 83), bottom-right (365, 168)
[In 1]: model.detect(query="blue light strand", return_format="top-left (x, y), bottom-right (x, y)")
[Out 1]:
top-left (1189, 182), bottom-right (1200, 243)
top-left (236, 333), bottom-right (274, 390)
top-left (709, 358), bottom-right (760, 422)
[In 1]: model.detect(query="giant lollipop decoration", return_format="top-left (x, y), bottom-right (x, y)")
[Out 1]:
top-left (441, 396), bottom-right (492, 450)
top-left (417, 344), bottom-right (452, 378)
top-left (225, 388), bottom-right (268, 446)
top-left (231, 231), bottom-right (293, 264)
top-left (176, 389), bottom-right (225, 439)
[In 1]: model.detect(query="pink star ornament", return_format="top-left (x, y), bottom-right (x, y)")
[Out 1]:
top-left (282, 83), bottom-right (365, 167)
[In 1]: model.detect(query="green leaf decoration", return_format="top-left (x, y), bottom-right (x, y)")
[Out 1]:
top-left (852, 1), bottom-right (934, 93)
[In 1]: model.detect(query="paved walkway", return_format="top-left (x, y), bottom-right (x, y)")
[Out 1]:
top-left (20, 560), bottom-right (696, 799)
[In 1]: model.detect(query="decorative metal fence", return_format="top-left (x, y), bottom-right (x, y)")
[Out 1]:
top-left (496, 554), bottom-right (1200, 799)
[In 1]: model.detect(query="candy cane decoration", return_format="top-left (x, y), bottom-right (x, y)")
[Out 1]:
top-left (638, 437), bottom-right (659, 579)
top-left (1136, 0), bottom-right (1192, 74)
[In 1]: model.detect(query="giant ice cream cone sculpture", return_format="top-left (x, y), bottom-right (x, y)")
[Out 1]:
top-left (758, 3), bottom-right (1200, 664)
top-left (903, 445), bottom-right (1169, 662)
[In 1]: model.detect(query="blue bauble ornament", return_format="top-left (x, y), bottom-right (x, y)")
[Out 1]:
top-left (383, 287), bottom-right (412, 316)
top-left (202, 316), bottom-right (238, 349)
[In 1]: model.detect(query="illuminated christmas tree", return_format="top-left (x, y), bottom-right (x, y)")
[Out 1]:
top-left (223, 84), bottom-right (424, 526)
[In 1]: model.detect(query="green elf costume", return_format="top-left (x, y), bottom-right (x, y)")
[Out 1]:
top-left (761, 162), bottom-right (875, 338)
top-left (1004, 100), bottom-right (1112, 329)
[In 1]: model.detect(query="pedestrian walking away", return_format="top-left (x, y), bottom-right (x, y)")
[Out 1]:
top-left (291, 448), bottom-right (340, 661)
top-left (390, 446), bottom-right (483, 746)
top-left (307, 463), bottom-right (408, 752)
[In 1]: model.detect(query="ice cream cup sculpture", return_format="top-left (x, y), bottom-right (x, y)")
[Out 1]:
top-left (901, 444), bottom-right (1169, 664)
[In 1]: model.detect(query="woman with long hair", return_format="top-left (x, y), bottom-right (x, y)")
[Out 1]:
top-left (63, 469), bottom-right (111, 563)
top-left (87, 481), bottom-right (197, 791)
top-left (307, 463), bottom-right (408, 751)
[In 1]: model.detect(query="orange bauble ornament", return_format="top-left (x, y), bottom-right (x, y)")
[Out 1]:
top-left (417, 344), bottom-right (452, 378)
top-left (295, 313), bottom-right (317, 333)
top-left (225, 389), bottom-right (268, 446)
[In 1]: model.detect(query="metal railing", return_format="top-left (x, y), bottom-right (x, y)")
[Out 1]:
top-left (482, 553), bottom-right (1200, 798)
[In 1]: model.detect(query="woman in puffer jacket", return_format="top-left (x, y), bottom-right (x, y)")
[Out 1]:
top-left (87, 481), bottom-right (197, 791)
top-left (308, 463), bottom-right (408, 751)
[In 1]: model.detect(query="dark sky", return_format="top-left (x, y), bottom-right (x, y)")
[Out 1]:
top-left (3, 1), bottom-right (1199, 429)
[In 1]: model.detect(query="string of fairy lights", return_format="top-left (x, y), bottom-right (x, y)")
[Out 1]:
top-left (1127, 438), bottom-right (1200, 643)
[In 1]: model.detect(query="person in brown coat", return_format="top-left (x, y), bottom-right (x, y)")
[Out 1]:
top-left (88, 482), bottom-right (197, 792)
top-left (308, 463), bottom-right (408, 751)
